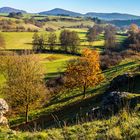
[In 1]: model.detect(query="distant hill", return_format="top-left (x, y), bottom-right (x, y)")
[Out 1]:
top-left (39, 8), bottom-right (82, 17)
top-left (109, 19), bottom-right (140, 27)
top-left (39, 8), bottom-right (140, 20)
top-left (0, 7), bottom-right (27, 13)
top-left (85, 12), bottom-right (140, 20)
top-left (1, 7), bottom-right (140, 21)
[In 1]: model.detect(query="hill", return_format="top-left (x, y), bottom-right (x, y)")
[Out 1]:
top-left (39, 8), bottom-right (82, 17)
top-left (0, 7), bottom-right (27, 13)
top-left (109, 19), bottom-right (140, 27)
top-left (39, 8), bottom-right (140, 20)
top-left (1, 7), bottom-right (140, 21)
top-left (85, 12), bottom-right (140, 20)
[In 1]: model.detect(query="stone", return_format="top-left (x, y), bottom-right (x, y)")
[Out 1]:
top-left (0, 98), bottom-right (9, 128)
top-left (89, 91), bottom-right (129, 118)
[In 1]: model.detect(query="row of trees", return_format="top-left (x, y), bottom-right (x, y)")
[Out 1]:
top-left (8, 12), bottom-right (23, 18)
top-left (32, 25), bottom-right (117, 54)
top-left (32, 30), bottom-right (80, 54)
top-left (87, 25), bottom-right (117, 49)
top-left (0, 19), bottom-right (38, 32)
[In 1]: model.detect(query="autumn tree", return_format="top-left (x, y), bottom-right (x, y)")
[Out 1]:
top-left (0, 33), bottom-right (6, 49)
top-left (48, 32), bottom-right (57, 51)
top-left (0, 54), bottom-right (47, 123)
top-left (129, 24), bottom-right (139, 34)
top-left (65, 48), bottom-right (104, 97)
top-left (127, 31), bottom-right (140, 52)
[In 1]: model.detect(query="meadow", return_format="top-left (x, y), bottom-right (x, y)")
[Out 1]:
top-left (1, 29), bottom-right (127, 81)
top-left (0, 14), bottom-right (140, 140)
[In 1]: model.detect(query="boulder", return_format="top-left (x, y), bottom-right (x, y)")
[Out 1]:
top-left (0, 99), bottom-right (9, 128)
top-left (108, 73), bottom-right (140, 93)
top-left (101, 91), bottom-right (129, 115)
top-left (90, 91), bottom-right (129, 118)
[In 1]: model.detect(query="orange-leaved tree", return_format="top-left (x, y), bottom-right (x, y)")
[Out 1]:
top-left (65, 48), bottom-right (104, 97)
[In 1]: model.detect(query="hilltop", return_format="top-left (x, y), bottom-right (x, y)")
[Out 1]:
top-left (0, 7), bottom-right (27, 13)
top-left (39, 8), bottom-right (82, 17)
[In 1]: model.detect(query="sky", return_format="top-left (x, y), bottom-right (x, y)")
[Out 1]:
top-left (1, 0), bottom-right (140, 15)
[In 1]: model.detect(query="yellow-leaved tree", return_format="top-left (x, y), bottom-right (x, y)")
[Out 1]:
top-left (0, 54), bottom-right (47, 123)
top-left (65, 48), bottom-right (104, 97)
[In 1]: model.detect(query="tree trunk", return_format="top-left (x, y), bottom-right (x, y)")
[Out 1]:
top-left (83, 85), bottom-right (86, 98)
top-left (25, 104), bottom-right (29, 124)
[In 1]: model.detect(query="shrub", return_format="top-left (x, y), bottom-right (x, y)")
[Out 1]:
top-left (100, 50), bottom-right (123, 70)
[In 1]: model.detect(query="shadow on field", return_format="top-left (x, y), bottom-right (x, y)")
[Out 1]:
top-left (11, 84), bottom-right (108, 131)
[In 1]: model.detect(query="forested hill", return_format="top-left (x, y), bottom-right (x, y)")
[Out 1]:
top-left (109, 19), bottom-right (140, 27)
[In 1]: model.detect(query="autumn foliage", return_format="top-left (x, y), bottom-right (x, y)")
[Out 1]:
top-left (0, 54), bottom-right (47, 123)
top-left (65, 48), bottom-right (104, 96)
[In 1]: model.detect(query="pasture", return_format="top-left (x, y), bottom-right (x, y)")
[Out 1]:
top-left (1, 30), bottom-right (127, 80)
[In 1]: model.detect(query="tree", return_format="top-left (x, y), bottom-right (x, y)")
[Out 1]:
top-left (48, 32), bottom-right (57, 51)
top-left (8, 12), bottom-right (23, 18)
top-left (68, 31), bottom-right (80, 54)
top-left (129, 24), bottom-right (139, 34)
top-left (59, 30), bottom-right (80, 54)
top-left (87, 25), bottom-right (103, 46)
top-left (87, 27), bottom-right (98, 43)
top-left (65, 48), bottom-right (104, 97)
top-left (60, 30), bottom-right (70, 53)
top-left (128, 31), bottom-right (140, 52)
top-left (32, 33), bottom-right (46, 52)
top-left (104, 25), bottom-right (116, 49)
top-left (87, 25), bottom-right (103, 43)
top-left (38, 34), bottom-right (46, 52)
top-left (32, 32), bottom-right (40, 52)
top-left (0, 54), bottom-right (47, 123)
top-left (0, 34), bottom-right (6, 49)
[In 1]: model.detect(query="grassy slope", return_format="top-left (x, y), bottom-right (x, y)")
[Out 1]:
top-left (9, 58), bottom-right (140, 128)
top-left (0, 29), bottom-right (129, 128)
top-left (0, 14), bottom-right (139, 139)
top-left (1, 111), bottom-right (140, 139)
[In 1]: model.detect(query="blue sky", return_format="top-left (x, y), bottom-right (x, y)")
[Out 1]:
top-left (1, 0), bottom-right (140, 15)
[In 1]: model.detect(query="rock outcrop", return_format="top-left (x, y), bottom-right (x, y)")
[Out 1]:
top-left (101, 91), bottom-right (129, 115)
top-left (0, 99), bottom-right (9, 128)
top-left (90, 91), bottom-right (129, 117)
top-left (108, 73), bottom-right (140, 93)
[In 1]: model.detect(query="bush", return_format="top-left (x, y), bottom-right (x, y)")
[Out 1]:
top-left (100, 50), bottom-right (123, 70)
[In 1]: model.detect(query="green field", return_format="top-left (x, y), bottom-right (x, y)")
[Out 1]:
top-left (0, 13), bottom-right (140, 140)
top-left (2, 30), bottom-right (126, 50)
top-left (1, 29), bottom-right (127, 81)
